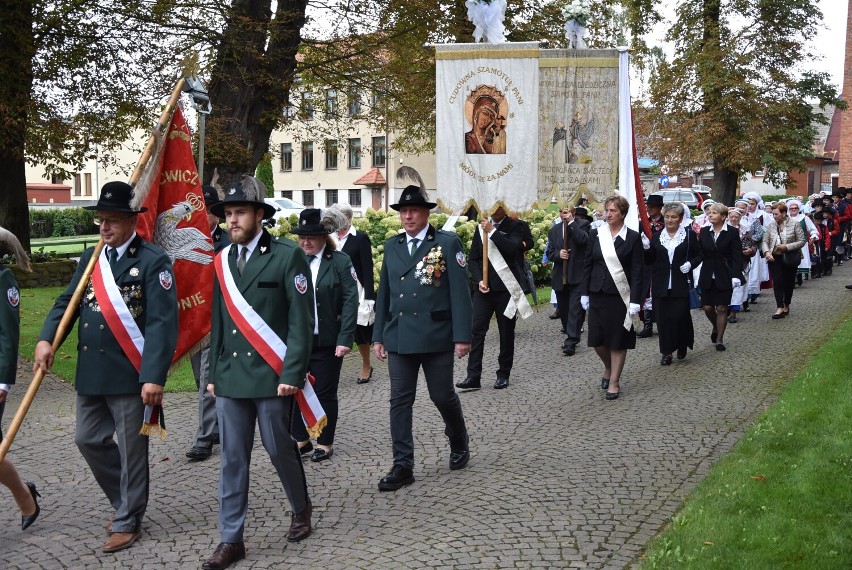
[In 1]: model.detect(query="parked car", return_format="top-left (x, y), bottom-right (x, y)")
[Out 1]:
top-left (649, 189), bottom-right (704, 209)
top-left (264, 197), bottom-right (306, 222)
top-left (692, 185), bottom-right (712, 201)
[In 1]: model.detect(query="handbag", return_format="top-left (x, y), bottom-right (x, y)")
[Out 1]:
top-left (781, 251), bottom-right (801, 268)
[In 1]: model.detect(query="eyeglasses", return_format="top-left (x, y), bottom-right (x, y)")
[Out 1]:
top-left (94, 215), bottom-right (134, 226)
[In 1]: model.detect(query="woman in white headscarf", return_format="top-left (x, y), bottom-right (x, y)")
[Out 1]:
top-left (694, 199), bottom-right (716, 228)
top-left (742, 192), bottom-right (770, 303)
top-left (786, 198), bottom-right (819, 286)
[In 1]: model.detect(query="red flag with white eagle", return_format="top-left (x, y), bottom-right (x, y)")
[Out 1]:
top-left (133, 106), bottom-right (214, 365)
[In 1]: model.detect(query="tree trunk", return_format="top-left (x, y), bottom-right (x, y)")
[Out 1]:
top-left (0, 1), bottom-right (35, 251)
top-left (712, 158), bottom-right (738, 206)
top-left (204, 0), bottom-right (307, 190)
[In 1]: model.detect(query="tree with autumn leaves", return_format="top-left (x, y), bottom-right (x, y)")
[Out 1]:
top-left (626, 0), bottom-right (844, 206)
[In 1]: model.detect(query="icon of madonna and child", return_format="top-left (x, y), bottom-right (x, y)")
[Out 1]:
top-left (464, 85), bottom-right (508, 155)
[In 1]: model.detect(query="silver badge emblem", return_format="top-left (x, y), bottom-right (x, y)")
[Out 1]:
top-left (130, 267), bottom-right (140, 276)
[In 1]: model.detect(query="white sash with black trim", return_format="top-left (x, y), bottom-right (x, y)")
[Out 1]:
top-left (597, 229), bottom-right (639, 331)
top-left (214, 246), bottom-right (326, 437)
top-left (91, 248), bottom-right (144, 372)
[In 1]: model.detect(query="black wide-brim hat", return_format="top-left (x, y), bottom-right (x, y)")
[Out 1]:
top-left (293, 208), bottom-right (332, 236)
top-left (84, 181), bottom-right (147, 213)
top-left (390, 185), bottom-right (437, 211)
top-left (209, 179), bottom-right (276, 219)
top-left (202, 185), bottom-right (222, 211)
top-left (645, 194), bottom-right (664, 206)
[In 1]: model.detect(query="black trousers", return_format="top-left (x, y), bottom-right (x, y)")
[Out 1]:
top-left (388, 351), bottom-right (468, 469)
top-left (291, 343), bottom-right (343, 446)
top-left (467, 289), bottom-right (516, 380)
top-left (769, 259), bottom-right (797, 307)
top-left (555, 284), bottom-right (584, 348)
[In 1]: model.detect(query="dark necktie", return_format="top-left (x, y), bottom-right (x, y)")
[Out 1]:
top-left (238, 247), bottom-right (247, 275)
top-left (107, 247), bottom-right (117, 268)
top-left (409, 238), bottom-right (419, 257)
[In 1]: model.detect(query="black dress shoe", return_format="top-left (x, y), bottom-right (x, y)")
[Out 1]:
top-left (310, 447), bottom-right (333, 462)
top-left (357, 366), bottom-right (374, 384)
top-left (21, 482), bottom-right (41, 531)
top-left (494, 377), bottom-right (509, 389)
top-left (186, 445), bottom-right (213, 461)
top-left (287, 501), bottom-right (312, 542)
top-left (562, 344), bottom-right (576, 356)
top-left (298, 441), bottom-right (314, 456)
top-left (660, 354), bottom-right (673, 365)
top-left (449, 449), bottom-right (470, 470)
top-left (600, 377), bottom-right (610, 390)
top-left (716, 343), bottom-right (726, 351)
top-left (202, 542), bottom-right (246, 570)
top-left (771, 312), bottom-right (784, 319)
top-left (605, 391), bottom-right (620, 400)
top-left (676, 347), bottom-right (688, 360)
top-left (455, 377), bottom-right (481, 390)
top-left (378, 465), bottom-right (415, 491)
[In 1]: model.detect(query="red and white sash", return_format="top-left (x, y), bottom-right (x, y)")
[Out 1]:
top-left (91, 248), bottom-right (144, 372)
top-left (214, 246), bottom-right (326, 437)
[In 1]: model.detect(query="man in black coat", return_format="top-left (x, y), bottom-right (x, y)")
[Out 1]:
top-left (545, 206), bottom-right (591, 355)
top-left (456, 206), bottom-right (525, 390)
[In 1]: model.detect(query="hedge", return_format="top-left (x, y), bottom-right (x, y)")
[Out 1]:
top-left (29, 208), bottom-right (98, 238)
top-left (268, 208), bottom-right (561, 288)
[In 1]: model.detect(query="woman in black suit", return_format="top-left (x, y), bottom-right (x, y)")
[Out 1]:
top-left (580, 195), bottom-right (644, 400)
top-left (697, 203), bottom-right (744, 351)
top-left (292, 208), bottom-right (359, 462)
top-left (643, 203), bottom-right (703, 364)
top-left (332, 204), bottom-right (376, 384)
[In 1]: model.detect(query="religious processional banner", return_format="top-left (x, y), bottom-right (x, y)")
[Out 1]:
top-left (537, 49), bottom-right (620, 209)
top-left (435, 42), bottom-right (540, 214)
top-left (134, 107), bottom-right (215, 366)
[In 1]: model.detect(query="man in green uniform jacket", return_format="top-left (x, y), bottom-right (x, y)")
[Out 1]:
top-left (373, 185), bottom-right (473, 491)
top-left (34, 182), bottom-right (178, 553)
top-left (202, 176), bottom-right (314, 570)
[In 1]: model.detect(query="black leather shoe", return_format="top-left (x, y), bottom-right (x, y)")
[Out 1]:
top-left (562, 344), bottom-right (575, 356)
top-left (660, 354), bottom-right (672, 365)
top-left (455, 377), bottom-right (481, 390)
top-left (186, 446), bottom-right (213, 461)
top-left (494, 377), bottom-right (509, 389)
top-left (605, 391), bottom-right (620, 400)
top-left (378, 465), bottom-right (415, 491)
top-left (716, 343), bottom-right (726, 351)
top-left (298, 441), bottom-right (314, 456)
top-left (310, 447), bottom-right (333, 462)
top-left (600, 377), bottom-right (609, 390)
top-left (202, 542), bottom-right (246, 570)
top-left (676, 347), bottom-right (688, 360)
top-left (21, 482), bottom-right (41, 531)
top-left (287, 501), bottom-right (312, 542)
top-left (449, 449), bottom-right (470, 470)
top-left (357, 366), bottom-right (373, 384)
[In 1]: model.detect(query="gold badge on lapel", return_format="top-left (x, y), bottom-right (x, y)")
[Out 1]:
top-left (129, 267), bottom-right (140, 277)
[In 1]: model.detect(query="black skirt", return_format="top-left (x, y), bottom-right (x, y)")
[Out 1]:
top-left (354, 323), bottom-right (373, 345)
top-left (587, 292), bottom-right (636, 350)
top-left (700, 280), bottom-right (732, 307)
top-left (654, 293), bottom-right (694, 355)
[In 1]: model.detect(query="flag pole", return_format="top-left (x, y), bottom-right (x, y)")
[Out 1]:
top-left (481, 214), bottom-right (489, 288)
top-left (0, 78), bottom-right (187, 465)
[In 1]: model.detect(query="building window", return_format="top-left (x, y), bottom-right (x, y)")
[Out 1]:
top-left (348, 138), bottom-right (361, 168)
top-left (280, 143), bottom-right (293, 171)
top-left (372, 136), bottom-right (386, 168)
top-left (326, 189), bottom-right (338, 207)
top-left (371, 89), bottom-right (383, 109)
top-left (73, 174), bottom-right (81, 196)
top-left (282, 190), bottom-right (293, 200)
top-left (348, 90), bottom-right (361, 116)
top-left (348, 188), bottom-right (362, 207)
top-left (51, 173), bottom-right (64, 185)
top-left (301, 92), bottom-right (313, 120)
top-left (324, 139), bottom-right (338, 170)
top-left (301, 141), bottom-right (313, 171)
top-left (84, 173), bottom-right (92, 196)
top-left (302, 189), bottom-right (314, 207)
top-left (325, 89), bottom-right (337, 118)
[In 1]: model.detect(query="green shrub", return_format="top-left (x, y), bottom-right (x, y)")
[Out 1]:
top-left (29, 208), bottom-right (98, 238)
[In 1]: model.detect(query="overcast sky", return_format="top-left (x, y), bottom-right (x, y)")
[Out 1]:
top-left (815, 0), bottom-right (847, 89)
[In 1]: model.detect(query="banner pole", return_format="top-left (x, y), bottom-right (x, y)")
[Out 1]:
top-left (0, 78), bottom-right (186, 465)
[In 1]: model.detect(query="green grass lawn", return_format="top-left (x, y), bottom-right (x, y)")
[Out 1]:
top-left (18, 286), bottom-right (196, 393)
top-left (31, 235), bottom-right (100, 257)
top-left (639, 317), bottom-right (852, 569)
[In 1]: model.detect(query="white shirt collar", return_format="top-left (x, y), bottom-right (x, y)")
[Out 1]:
top-left (406, 225), bottom-right (429, 243)
top-left (240, 229), bottom-right (263, 259)
top-left (110, 232), bottom-right (137, 260)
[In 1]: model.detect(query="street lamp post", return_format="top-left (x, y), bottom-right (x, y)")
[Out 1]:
top-left (183, 76), bottom-right (212, 183)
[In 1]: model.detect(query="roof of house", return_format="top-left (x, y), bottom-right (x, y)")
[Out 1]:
top-left (822, 106), bottom-right (841, 160)
top-left (354, 167), bottom-right (386, 186)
